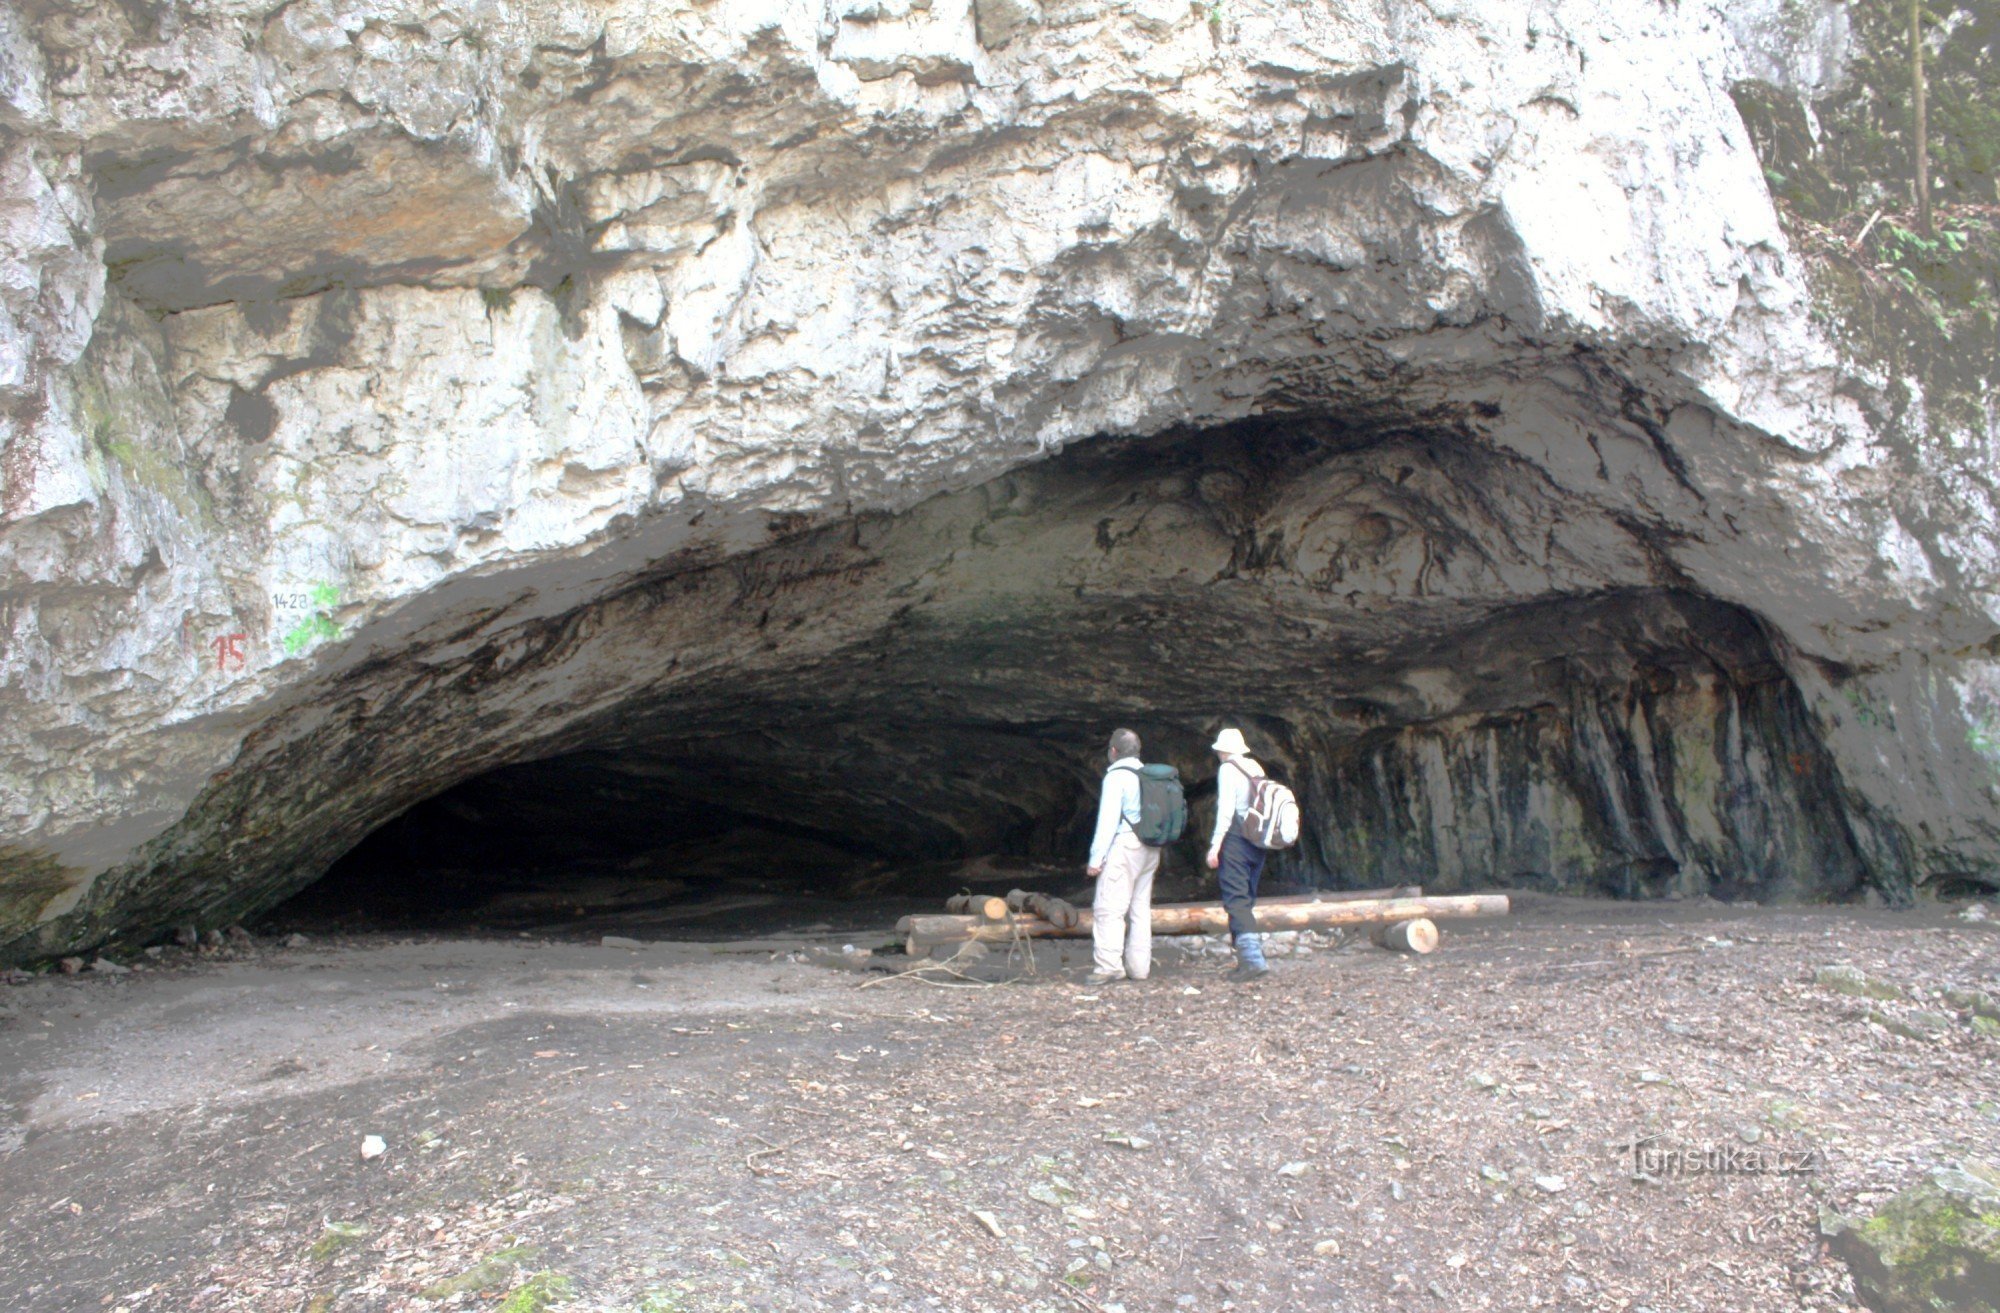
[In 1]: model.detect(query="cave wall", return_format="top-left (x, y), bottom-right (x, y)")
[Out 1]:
top-left (1302, 663), bottom-right (1870, 902)
top-left (2, 0), bottom-right (1998, 961)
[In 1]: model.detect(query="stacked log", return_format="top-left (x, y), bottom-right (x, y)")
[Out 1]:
top-left (945, 894), bottom-right (1008, 920)
top-left (1003, 889), bottom-right (1082, 930)
top-left (899, 893), bottom-right (1507, 952)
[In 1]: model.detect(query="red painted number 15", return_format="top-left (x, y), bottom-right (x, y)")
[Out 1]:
top-left (212, 633), bottom-right (248, 672)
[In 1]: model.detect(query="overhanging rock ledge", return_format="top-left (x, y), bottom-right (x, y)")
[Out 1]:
top-left (2, 0), bottom-right (1997, 961)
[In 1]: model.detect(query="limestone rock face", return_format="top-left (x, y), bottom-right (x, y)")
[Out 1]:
top-left (2, 0), bottom-right (1998, 959)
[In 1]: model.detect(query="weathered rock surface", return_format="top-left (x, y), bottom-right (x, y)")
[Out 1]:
top-left (1823, 1161), bottom-right (2000, 1313)
top-left (1, 0), bottom-right (1997, 960)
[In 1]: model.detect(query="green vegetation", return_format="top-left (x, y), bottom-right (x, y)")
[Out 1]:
top-left (417, 1245), bottom-right (538, 1300)
top-left (497, 1271), bottom-right (575, 1312)
top-left (1826, 1167), bottom-right (2000, 1312)
top-left (1739, 1), bottom-right (1998, 223)
top-left (1732, 0), bottom-right (1997, 441)
top-left (281, 612), bottom-right (341, 656)
top-left (306, 1221), bottom-right (369, 1262)
top-left (1966, 709), bottom-right (2000, 764)
top-left (281, 582), bottom-right (345, 656)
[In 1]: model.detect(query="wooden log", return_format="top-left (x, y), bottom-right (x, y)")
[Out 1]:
top-left (903, 894), bottom-right (1508, 947)
top-left (1000, 889), bottom-right (1080, 929)
top-left (946, 894), bottom-right (1008, 920)
top-left (1370, 917), bottom-right (1439, 954)
top-left (1261, 886), bottom-right (1423, 905)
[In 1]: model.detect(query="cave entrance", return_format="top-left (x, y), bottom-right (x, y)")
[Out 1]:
top-left (269, 721), bottom-right (1131, 939)
top-left (258, 419), bottom-right (1879, 942)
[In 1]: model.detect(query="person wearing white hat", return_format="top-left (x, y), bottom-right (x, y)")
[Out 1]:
top-left (1207, 726), bottom-right (1270, 980)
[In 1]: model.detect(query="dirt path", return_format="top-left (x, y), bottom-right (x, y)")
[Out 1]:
top-left (1, 897), bottom-right (1996, 1312)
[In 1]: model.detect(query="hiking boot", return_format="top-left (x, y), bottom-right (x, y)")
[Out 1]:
top-left (1230, 930), bottom-right (1269, 981)
top-left (1084, 970), bottom-right (1126, 986)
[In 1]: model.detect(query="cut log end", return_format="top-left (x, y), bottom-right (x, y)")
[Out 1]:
top-left (1371, 917), bottom-right (1439, 955)
top-left (946, 894), bottom-right (1008, 921)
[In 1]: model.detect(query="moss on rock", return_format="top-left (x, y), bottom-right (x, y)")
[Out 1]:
top-left (497, 1272), bottom-right (575, 1312)
top-left (418, 1245), bottom-right (537, 1301)
top-left (1817, 963), bottom-right (1907, 1000)
top-left (1823, 1162), bottom-right (2000, 1312)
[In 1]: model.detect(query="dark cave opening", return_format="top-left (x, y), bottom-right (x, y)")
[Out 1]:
top-left (258, 419), bottom-right (1885, 942)
top-left (268, 593), bottom-right (1868, 940)
top-left (267, 721), bottom-right (1234, 938)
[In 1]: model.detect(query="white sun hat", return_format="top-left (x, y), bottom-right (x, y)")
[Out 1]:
top-left (1211, 727), bottom-right (1250, 755)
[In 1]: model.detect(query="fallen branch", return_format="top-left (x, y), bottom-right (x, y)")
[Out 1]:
top-left (1851, 206), bottom-right (1885, 251)
top-left (856, 957), bottom-right (1000, 989)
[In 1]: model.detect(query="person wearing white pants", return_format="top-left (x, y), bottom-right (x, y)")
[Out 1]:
top-left (1085, 728), bottom-right (1161, 983)
top-left (1091, 831), bottom-right (1160, 982)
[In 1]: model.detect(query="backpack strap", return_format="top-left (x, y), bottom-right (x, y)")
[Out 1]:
top-left (1106, 761), bottom-right (1143, 823)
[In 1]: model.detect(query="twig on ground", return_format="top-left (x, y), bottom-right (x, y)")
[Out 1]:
top-left (745, 1134), bottom-right (800, 1174)
top-left (857, 960), bottom-right (998, 989)
top-left (1005, 912), bottom-right (1039, 977)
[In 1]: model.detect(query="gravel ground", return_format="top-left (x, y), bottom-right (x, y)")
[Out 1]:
top-left (0, 894), bottom-right (1995, 1312)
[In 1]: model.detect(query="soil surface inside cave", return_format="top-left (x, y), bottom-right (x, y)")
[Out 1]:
top-left (0, 897), bottom-right (1995, 1313)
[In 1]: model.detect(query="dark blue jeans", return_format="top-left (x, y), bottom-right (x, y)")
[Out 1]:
top-left (1218, 829), bottom-right (1267, 939)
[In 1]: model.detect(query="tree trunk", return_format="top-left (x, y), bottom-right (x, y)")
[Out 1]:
top-left (899, 894), bottom-right (1508, 947)
top-left (1913, 0), bottom-right (1932, 234)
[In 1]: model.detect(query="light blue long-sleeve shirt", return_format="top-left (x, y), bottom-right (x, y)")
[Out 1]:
top-left (1209, 757), bottom-right (1262, 852)
top-left (1087, 757), bottom-right (1145, 868)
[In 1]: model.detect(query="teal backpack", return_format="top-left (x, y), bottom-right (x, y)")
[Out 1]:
top-left (1114, 763), bottom-right (1188, 847)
